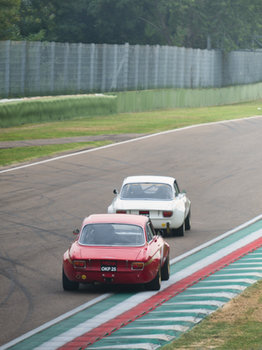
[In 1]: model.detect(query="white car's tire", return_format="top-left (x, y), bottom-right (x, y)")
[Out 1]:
top-left (176, 222), bottom-right (185, 236)
top-left (185, 210), bottom-right (191, 231)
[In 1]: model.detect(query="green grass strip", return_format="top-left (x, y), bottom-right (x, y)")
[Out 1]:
top-left (1, 100), bottom-right (262, 141)
top-left (0, 141), bottom-right (111, 167)
top-left (1, 99), bottom-right (261, 167)
top-left (0, 95), bottom-right (117, 128)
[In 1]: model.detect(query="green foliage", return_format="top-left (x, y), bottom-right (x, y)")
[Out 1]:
top-left (18, 0), bottom-right (95, 43)
top-left (0, 0), bottom-right (21, 39)
top-left (87, 0), bottom-right (148, 44)
top-left (138, 0), bottom-right (194, 46)
top-left (18, 0), bottom-right (54, 41)
top-left (3, 0), bottom-right (262, 49)
top-left (185, 0), bottom-right (262, 50)
top-left (44, 0), bottom-right (96, 43)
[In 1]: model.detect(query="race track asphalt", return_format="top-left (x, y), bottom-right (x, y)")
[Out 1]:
top-left (0, 116), bottom-right (262, 346)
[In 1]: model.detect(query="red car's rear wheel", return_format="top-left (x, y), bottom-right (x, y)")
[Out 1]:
top-left (161, 255), bottom-right (170, 281)
top-left (146, 267), bottom-right (161, 290)
top-left (62, 268), bottom-right (79, 291)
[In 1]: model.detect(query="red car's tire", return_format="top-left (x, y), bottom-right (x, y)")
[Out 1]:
top-left (146, 267), bottom-right (161, 290)
top-left (62, 268), bottom-right (79, 291)
top-left (161, 255), bottom-right (170, 281)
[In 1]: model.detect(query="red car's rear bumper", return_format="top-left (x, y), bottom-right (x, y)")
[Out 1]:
top-left (63, 258), bottom-right (159, 285)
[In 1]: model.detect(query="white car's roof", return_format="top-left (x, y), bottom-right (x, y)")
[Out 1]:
top-left (122, 175), bottom-right (175, 186)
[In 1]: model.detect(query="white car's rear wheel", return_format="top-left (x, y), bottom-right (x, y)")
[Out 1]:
top-left (175, 222), bottom-right (185, 236)
top-left (185, 210), bottom-right (191, 231)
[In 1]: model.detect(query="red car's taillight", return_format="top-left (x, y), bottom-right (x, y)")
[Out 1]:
top-left (73, 260), bottom-right (86, 268)
top-left (163, 211), bottom-right (173, 217)
top-left (131, 262), bottom-right (144, 270)
top-left (116, 210), bottom-right (127, 214)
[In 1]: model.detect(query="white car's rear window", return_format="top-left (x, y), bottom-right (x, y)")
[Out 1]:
top-left (79, 223), bottom-right (145, 246)
top-left (121, 183), bottom-right (173, 200)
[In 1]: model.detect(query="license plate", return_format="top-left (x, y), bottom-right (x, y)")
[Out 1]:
top-left (139, 210), bottom-right (149, 217)
top-left (101, 264), bottom-right (117, 272)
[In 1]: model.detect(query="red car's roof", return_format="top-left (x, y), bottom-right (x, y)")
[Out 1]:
top-left (82, 213), bottom-right (148, 226)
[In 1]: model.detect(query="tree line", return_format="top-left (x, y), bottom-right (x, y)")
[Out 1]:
top-left (1, 0), bottom-right (262, 50)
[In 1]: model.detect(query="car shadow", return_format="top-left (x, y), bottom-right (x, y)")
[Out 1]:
top-left (77, 282), bottom-right (146, 294)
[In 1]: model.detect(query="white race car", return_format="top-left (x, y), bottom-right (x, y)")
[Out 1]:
top-left (108, 175), bottom-right (191, 236)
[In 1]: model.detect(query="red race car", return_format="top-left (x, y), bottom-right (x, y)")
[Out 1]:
top-left (63, 214), bottom-right (170, 291)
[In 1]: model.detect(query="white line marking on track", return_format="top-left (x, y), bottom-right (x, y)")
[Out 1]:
top-left (199, 279), bottom-right (257, 283)
top-left (183, 292), bottom-right (238, 298)
top-left (232, 262), bottom-right (262, 265)
top-left (88, 344), bottom-right (160, 349)
top-left (169, 229), bottom-right (262, 283)
top-left (165, 301), bottom-right (226, 307)
top-left (109, 335), bottom-right (175, 341)
top-left (214, 272), bottom-right (262, 277)
top-left (120, 325), bottom-right (190, 332)
top-left (136, 317), bottom-right (202, 323)
top-left (1, 116), bottom-right (261, 174)
top-left (187, 285), bottom-right (247, 291)
top-left (151, 309), bottom-right (213, 315)
top-left (223, 267), bottom-right (262, 271)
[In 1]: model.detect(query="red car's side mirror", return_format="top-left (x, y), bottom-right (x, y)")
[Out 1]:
top-left (73, 229), bottom-right (80, 235)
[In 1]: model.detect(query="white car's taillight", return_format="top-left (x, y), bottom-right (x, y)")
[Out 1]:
top-left (163, 211), bottom-right (173, 217)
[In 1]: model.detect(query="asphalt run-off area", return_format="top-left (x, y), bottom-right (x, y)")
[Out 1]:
top-left (1, 215), bottom-right (262, 350)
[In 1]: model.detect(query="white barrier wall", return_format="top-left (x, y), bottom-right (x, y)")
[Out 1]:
top-left (1, 40), bottom-right (262, 97)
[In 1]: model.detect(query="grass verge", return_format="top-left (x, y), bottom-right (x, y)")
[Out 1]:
top-left (0, 141), bottom-right (111, 167)
top-left (162, 279), bottom-right (262, 350)
top-left (0, 100), bottom-right (261, 167)
top-left (0, 95), bottom-right (117, 127)
top-left (1, 100), bottom-right (262, 141)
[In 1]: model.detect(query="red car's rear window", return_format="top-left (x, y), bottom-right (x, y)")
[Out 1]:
top-left (79, 223), bottom-right (145, 247)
